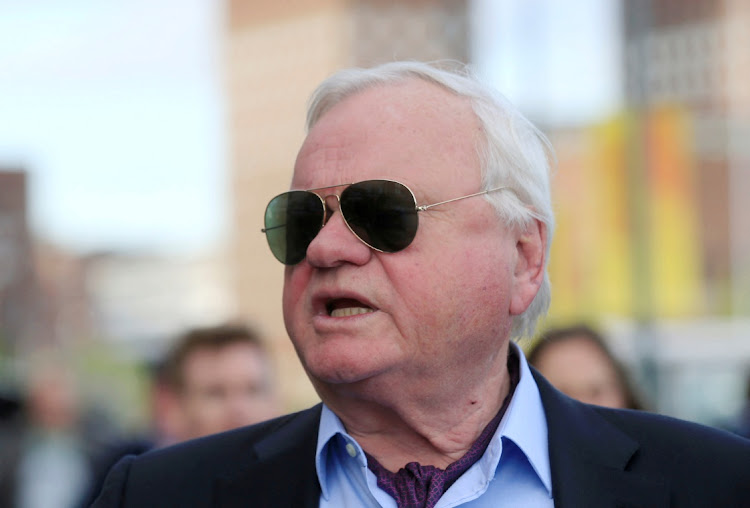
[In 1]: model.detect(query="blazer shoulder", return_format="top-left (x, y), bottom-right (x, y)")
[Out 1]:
top-left (93, 405), bottom-right (322, 507)
top-left (534, 367), bottom-right (750, 505)
top-left (596, 406), bottom-right (750, 463)
top-left (135, 403), bottom-right (322, 472)
top-left (594, 406), bottom-right (750, 503)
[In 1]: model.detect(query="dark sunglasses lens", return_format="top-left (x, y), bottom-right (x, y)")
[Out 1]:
top-left (341, 180), bottom-right (418, 253)
top-left (264, 191), bottom-right (324, 264)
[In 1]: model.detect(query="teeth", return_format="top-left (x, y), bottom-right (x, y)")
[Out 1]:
top-left (331, 307), bottom-right (374, 318)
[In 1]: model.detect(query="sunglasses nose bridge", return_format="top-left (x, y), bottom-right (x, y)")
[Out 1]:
top-left (321, 193), bottom-right (342, 225)
top-left (318, 193), bottom-right (369, 250)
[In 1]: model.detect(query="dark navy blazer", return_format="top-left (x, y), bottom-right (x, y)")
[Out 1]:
top-left (92, 369), bottom-right (750, 507)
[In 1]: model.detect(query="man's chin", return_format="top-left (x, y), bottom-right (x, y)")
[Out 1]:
top-left (303, 353), bottom-right (392, 389)
top-left (306, 363), bottom-right (377, 386)
top-left (296, 338), bottom-right (403, 391)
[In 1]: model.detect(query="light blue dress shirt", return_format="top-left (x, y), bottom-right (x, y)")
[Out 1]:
top-left (316, 342), bottom-right (553, 507)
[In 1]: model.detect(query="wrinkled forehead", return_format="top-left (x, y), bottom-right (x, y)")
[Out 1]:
top-left (292, 79), bottom-right (482, 191)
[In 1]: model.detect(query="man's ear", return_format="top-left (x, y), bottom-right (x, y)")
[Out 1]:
top-left (509, 218), bottom-right (547, 316)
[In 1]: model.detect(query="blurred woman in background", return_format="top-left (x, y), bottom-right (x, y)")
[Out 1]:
top-left (527, 324), bottom-right (645, 410)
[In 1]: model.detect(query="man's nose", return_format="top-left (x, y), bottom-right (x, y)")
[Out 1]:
top-left (304, 195), bottom-right (371, 267)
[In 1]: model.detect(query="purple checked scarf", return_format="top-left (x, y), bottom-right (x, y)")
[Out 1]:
top-left (365, 351), bottom-right (520, 508)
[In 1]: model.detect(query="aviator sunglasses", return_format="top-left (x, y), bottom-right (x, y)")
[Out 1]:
top-left (262, 179), bottom-right (508, 265)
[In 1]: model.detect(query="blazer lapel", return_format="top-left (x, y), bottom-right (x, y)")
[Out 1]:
top-left (214, 405), bottom-right (322, 508)
top-left (532, 369), bottom-right (670, 508)
top-left (212, 375), bottom-right (672, 507)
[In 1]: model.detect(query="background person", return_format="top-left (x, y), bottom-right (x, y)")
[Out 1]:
top-left (161, 323), bottom-right (281, 441)
top-left (85, 323), bottom-right (280, 505)
top-left (0, 356), bottom-right (93, 508)
top-left (93, 61), bottom-right (750, 508)
top-left (527, 324), bottom-right (645, 410)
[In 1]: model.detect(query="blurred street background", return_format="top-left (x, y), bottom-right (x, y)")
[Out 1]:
top-left (1, 0), bottom-right (749, 446)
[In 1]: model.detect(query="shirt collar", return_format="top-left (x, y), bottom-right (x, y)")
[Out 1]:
top-left (502, 341), bottom-right (553, 494)
top-left (314, 341), bottom-right (552, 499)
top-left (316, 404), bottom-right (366, 500)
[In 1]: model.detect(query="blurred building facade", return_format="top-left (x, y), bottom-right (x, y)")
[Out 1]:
top-left (85, 250), bottom-right (235, 357)
top-left (548, 0), bottom-right (750, 321)
top-left (623, 0), bottom-right (750, 316)
top-left (0, 170), bottom-right (103, 357)
top-left (1, 167), bottom-right (235, 370)
top-left (620, 0), bottom-right (750, 424)
top-left (226, 0), bottom-right (469, 409)
top-left (0, 170), bottom-right (38, 353)
top-left (33, 242), bottom-right (95, 348)
top-left (546, 0), bottom-right (750, 424)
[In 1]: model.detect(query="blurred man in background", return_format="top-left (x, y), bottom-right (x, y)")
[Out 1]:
top-left (161, 323), bottom-right (281, 441)
top-left (84, 323), bottom-right (280, 505)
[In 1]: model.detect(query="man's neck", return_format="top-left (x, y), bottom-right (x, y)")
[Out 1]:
top-left (318, 348), bottom-right (512, 471)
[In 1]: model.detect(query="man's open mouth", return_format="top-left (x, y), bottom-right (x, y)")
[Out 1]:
top-left (326, 298), bottom-right (375, 317)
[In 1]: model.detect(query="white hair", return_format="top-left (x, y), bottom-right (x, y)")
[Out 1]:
top-left (305, 61), bottom-right (556, 339)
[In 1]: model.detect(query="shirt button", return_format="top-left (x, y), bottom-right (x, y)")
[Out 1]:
top-left (345, 443), bottom-right (358, 458)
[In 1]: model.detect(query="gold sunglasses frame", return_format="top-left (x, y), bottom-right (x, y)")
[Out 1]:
top-left (261, 179), bottom-right (509, 257)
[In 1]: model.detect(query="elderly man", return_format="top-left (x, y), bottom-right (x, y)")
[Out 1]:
top-left (93, 61), bottom-right (749, 507)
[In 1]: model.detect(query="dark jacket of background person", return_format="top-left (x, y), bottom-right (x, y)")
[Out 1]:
top-left (0, 365), bottom-right (94, 508)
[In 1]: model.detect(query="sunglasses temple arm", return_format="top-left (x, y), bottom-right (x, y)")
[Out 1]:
top-left (417, 186), bottom-right (508, 212)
